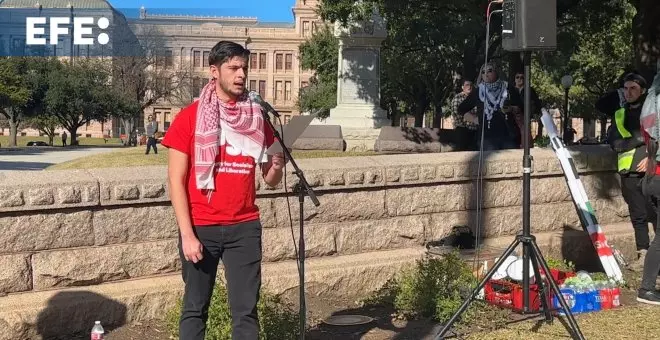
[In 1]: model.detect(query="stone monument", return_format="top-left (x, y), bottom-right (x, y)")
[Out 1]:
top-left (313, 8), bottom-right (390, 151)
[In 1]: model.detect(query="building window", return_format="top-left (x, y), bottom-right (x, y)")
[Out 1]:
top-left (312, 21), bottom-right (318, 34)
top-left (284, 115), bottom-right (291, 124)
top-left (156, 49), bottom-right (173, 68)
top-left (285, 81), bottom-right (292, 101)
top-left (249, 80), bottom-right (257, 91)
top-left (275, 53), bottom-right (283, 71)
top-left (259, 80), bottom-right (266, 98)
top-left (250, 53), bottom-right (258, 69)
top-left (275, 81), bottom-right (283, 100)
top-left (303, 21), bottom-right (310, 37)
top-left (193, 51), bottom-right (201, 67)
top-left (203, 51), bottom-right (210, 67)
top-left (285, 54), bottom-right (293, 71)
top-left (259, 53), bottom-right (267, 69)
top-left (164, 112), bottom-right (172, 130)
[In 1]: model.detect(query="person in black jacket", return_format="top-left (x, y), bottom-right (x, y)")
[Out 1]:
top-left (458, 62), bottom-right (521, 151)
top-left (600, 73), bottom-right (657, 271)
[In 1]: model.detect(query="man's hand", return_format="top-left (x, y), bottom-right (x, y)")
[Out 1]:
top-left (637, 157), bottom-right (649, 172)
top-left (181, 234), bottom-right (204, 263)
top-left (463, 112), bottom-right (479, 125)
top-left (271, 152), bottom-right (285, 171)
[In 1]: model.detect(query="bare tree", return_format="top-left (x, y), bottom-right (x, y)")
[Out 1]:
top-left (110, 24), bottom-right (193, 143)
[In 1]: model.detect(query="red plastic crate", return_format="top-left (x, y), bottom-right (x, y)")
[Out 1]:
top-left (483, 269), bottom-right (575, 313)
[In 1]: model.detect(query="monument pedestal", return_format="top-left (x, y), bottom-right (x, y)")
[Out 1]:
top-left (315, 104), bottom-right (389, 151)
top-left (312, 8), bottom-right (389, 151)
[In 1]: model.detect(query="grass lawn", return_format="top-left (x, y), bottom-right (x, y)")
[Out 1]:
top-left (468, 303), bottom-right (660, 339)
top-left (0, 135), bottom-right (122, 147)
top-left (46, 146), bottom-right (379, 170)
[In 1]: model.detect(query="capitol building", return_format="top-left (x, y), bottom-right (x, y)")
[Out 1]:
top-left (0, 0), bottom-right (322, 139)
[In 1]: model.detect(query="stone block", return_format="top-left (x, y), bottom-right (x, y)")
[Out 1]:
top-left (288, 124), bottom-right (345, 151)
top-left (335, 216), bottom-right (427, 254)
top-left (0, 211), bottom-right (94, 253)
top-left (256, 198), bottom-right (277, 228)
top-left (31, 240), bottom-right (180, 289)
top-left (273, 191), bottom-right (387, 225)
top-left (373, 127), bottom-right (454, 153)
top-left (93, 206), bottom-right (177, 245)
top-left (0, 170), bottom-right (99, 212)
top-left (425, 199), bottom-right (629, 241)
top-left (0, 254), bottom-right (31, 294)
top-left (385, 184), bottom-right (470, 216)
top-left (262, 224), bottom-right (336, 262)
top-left (87, 166), bottom-right (169, 206)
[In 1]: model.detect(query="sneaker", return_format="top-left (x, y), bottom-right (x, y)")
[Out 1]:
top-left (637, 289), bottom-right (660, 305)
top-left (629, 249), bottom-right (648, 272)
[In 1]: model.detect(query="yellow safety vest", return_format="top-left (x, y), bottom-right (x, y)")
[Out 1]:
top-left (615, 108), bottom-right (635, 172)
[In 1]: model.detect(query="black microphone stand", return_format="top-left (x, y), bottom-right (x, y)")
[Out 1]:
top-left (261, 110), bottom-right (321, 340)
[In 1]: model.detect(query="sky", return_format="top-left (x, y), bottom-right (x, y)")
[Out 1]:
top-left (107, 0), bottom-right (297, 22)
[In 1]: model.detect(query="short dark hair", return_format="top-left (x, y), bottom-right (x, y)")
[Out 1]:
top-left (208, 41), bottom-right (250, 67)
top-left (623, 72), bottom-right (647, 89)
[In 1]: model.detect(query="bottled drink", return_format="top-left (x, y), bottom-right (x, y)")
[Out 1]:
top-left (611, 283), bottom-right (621, 308)
top-left (598, 281), bottom-right (613, 310)
top-left (91, 321), bottom-right (104, 340)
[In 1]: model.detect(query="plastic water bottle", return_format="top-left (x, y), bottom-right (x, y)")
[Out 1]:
top-left (91, 321), bottom-right (104, 340)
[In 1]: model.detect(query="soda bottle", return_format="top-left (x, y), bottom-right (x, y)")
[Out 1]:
top-left (611, 282), bottom-right (621, 308)
top-left (91, 321), bottom-right (104, 340)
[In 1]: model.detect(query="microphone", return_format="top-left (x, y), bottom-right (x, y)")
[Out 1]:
top-left (248, 91), bottom-right (280, 117)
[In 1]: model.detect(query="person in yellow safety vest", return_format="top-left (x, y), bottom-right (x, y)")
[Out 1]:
top-left (601, 73), bottom-right (656, 271)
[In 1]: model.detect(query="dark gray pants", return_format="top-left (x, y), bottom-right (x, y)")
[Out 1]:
top-left (620, 175), bottom-right (657, 250)
top-left (178, 220), bottom-right (262, 340)
top-left (145, 137), bottom-right (158, 154)
top-left (641, 178), bottom-right (660, 291)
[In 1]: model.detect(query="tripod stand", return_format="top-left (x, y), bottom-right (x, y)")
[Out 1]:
top-left (261, 112), bottom-right (321, 340)
top-left (433, 52), bottom-right (585, 340)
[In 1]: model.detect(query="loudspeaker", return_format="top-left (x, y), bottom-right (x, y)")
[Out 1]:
top-left (501, 0), bottom-right (557, 52)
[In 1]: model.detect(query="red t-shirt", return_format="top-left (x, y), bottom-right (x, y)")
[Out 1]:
top-left (161, 101), bottom-right (274, 226)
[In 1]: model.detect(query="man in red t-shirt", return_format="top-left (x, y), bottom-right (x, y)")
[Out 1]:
top-left (161, 41), bottom-right (284, 340)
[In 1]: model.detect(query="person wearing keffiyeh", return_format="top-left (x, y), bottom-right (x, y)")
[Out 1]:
top-left (457, 62), bottom-right (522, 151)
top-left (161, 41), bottom-right (285, 340)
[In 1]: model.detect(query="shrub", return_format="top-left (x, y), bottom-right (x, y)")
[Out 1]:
top-left (166, 284), bottom-right (299, 340)
top-left (390, 252), bottom-right (478, 322)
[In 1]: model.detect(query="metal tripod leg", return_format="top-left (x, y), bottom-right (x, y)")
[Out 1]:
top-left (530, 239), bottom-right (585, 340)
top-left (434, 238), bottom-right (521, 339)
top-left (526, 241), bottom-right (553, 322)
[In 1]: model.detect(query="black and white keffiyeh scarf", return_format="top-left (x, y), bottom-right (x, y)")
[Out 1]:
top-left (478, 79), bottom-right (509, 122)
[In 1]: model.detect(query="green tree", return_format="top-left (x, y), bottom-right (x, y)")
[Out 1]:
top-left (45, 59), bottom-right (112, 146)
top-left (25, 114), bottom-right (60, 146)
top-left (630, 0), bottom-right (660, 82)
top-left (0, 57), bottom-right (39, 146)
top-left (297, 24), bottom-right (339, 119)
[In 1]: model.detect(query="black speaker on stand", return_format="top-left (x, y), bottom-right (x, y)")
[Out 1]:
top-left (433, 1), bottom-right (585, 339)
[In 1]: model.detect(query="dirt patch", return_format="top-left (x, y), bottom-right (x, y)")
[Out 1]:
top-left (83, 269), bottom-right (653, 340)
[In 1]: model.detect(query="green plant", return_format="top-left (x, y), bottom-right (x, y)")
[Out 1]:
top-left (590, 272), bottom-right (608, 282)
top-left (166, 285), bottom-right (299, 340)
top-left (392, 252), bottom-right (478, 322)
top-left (546, 257), bottom-right (575, 272)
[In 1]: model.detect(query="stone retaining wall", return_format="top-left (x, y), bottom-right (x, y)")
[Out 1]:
top-left (0, 145), bottom-right (631, 338)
